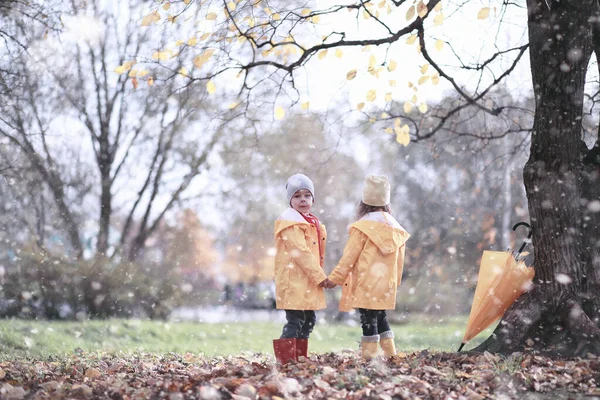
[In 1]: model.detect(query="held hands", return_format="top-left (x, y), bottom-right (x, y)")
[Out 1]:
top-left (319, 278), bottom-right (337, 289)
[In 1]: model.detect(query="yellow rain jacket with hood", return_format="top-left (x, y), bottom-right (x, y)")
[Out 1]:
top-left (274, 208), bottom-right (327, 310)
top-left (329, 212), bottom-right (410, 311)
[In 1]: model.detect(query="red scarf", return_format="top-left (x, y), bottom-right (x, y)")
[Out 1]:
top-left (300, 212), bottom-right (322, 260)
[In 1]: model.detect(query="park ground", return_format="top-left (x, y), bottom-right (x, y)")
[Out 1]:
top-left (0, 317), bottom-right (598, 399)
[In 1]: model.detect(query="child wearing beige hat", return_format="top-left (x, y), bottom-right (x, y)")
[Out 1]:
top-left (328, 174), bottom-right (410, 360)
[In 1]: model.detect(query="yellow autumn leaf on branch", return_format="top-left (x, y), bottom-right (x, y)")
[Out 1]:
top-left (128, 69), bottom-right (138, 77)
top-left (229, 101), bottom-right (239, 109)
top-left (346, 69), bottom-right (357, 80)
top-left (178, 67), bottom-right (188, 77)
top-left (301, 102), bottom-right (310, 110)
top-left (431, 74), bottom-right (440, 85)
top-left (403, 101), bottom-right (413, 113)
top-left (115, 65), bottom-right (127, 74)
top-left (389, 80), bottom-right (397, 87)
top-left (183, 0), bottom-right (191, 4)
top-left (193, 49), bottom-right (215, 69)
top-left (206, 12), bottom-right (218, 20)
top-left (418, 75), bottom-right (430, 85)
top-left (433, 13), bottom-right (444, 26)
top-left (357, 102), bottom-right (365, 111)
top-left (434, 1), bottom-right (443, 12)
top-left (417, 1), bottom-right (428, 18)
top-left (385, 127), bottom-right (393, 134)
top-left (385, 92), bottom-right (392, 102)
top-left (141, 11), bottom-right (160, 26)
top-left (152, 51), bottom-right (171, 61)
top-left (318, 49), bottom-right (328, 59)
top-left (163, 2), bottom-right (171, 10)
top-left (435, 39), bottom-right (444, 51)
top-left (420, 64), bottom-right (429, 74)
top-left (206, 80), bottom-right (216, 94)
top-left (138, 70), bottom-right (149, 77)
top-left (274, 106), bottom-right (285, 119)
top-left (147, 77), bottom-right (154, 86)
top-left (394, 117), bottom-right (401, 127)
top-left (273, 13), bottom-right (281, 20)
top-left (168, 15), bottom-right (177, 23)
top-left (335, 49), bottom-right (343, 58)
top-left (387, 60), bottom-right (397, 72)
top-left (366, 89), bottom-right (377, 102)
top-left (300, 8), bottom-right (311, 16)
top-left (406, 34), bottom-right (417, 45)
top-left (478, 7), bottom-right (490, 19)
top-left (188, 37), bottom-right (198, 46)
top-left (369, 54), bottom-right (376, 69)
top-left (419, 103), bottom-right (428, 113)
top-left (396, 131), bottom-right (410, 146)
top-left (406, 6), bottom-right (415, 20)
top-left (227, 1), bottom-right (236, 11)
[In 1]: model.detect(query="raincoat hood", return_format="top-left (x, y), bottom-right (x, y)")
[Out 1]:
top-left (274, 207), bottom-right (311, 238)
top-left (350, 212), bottom-right (409, 255)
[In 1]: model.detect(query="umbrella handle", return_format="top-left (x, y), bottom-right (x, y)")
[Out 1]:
top-left (512, 222), bottom-right (532, 256)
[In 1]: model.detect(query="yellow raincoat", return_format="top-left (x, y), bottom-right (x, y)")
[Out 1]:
top-left (329, 212), bottom-right (410, 311)
top-left (274, 208), bottom-right (327, 310)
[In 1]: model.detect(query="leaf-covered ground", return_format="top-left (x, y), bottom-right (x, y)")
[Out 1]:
top-left (1, 350), bottom-right (599, 399)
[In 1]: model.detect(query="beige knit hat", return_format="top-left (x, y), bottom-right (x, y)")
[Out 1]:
top-left (362, 174), bottom-right (390, 206)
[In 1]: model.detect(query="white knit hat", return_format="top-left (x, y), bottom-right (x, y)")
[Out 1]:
top-left (286, 174), bottom-right (315, 204)
top-left (362, 174), bottom-right (390, 206)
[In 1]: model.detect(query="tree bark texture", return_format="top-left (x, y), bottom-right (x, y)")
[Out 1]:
top-left (474, 0), bottom-right (600, 356)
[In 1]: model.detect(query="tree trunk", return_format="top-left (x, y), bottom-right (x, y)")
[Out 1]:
top-left (96, 119), bottom-right (113, 258)
top-left (97, 160), bottom-right (112, 258)
top-left (474, 0), bottom-right (600, 356)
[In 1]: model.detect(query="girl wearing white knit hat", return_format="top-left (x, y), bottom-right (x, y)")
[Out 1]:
top-left (328, 174), bottom-right (410, 360)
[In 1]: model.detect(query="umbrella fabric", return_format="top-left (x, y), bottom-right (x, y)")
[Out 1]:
top-left (461, 250), bottom-right (535, 346)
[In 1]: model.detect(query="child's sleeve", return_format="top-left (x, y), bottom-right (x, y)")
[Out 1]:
top-left (397, 244), bottom-right (406, 286)
top-left (329, 228), bottom-right (367, 286)
top-left (281, 225), bottom-right (328, 285)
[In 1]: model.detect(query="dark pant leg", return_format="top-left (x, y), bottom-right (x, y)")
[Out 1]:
top-left (298, 311), bottom-right (316, 339)
top-left (358, 308), bottom-right (379, 336)
top-left (377, 310), bottom-right (391, 334)
top-left (281, 310), bottom-right (306, 338)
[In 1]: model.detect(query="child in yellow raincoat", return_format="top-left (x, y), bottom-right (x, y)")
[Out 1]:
top-left (273, 174), bottom-right (334, 364)
top-left (328, 174), bottom-right (410, 359)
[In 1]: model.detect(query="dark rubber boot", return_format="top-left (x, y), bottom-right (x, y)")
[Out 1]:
top-left (273, 338), bottom-right (297, 364)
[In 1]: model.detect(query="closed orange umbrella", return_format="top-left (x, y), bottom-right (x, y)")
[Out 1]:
top-left (458, 222), bottom-right (535, 352)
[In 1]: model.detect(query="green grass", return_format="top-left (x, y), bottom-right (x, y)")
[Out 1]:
top-left (0, 315), bottom-right (495, 360)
